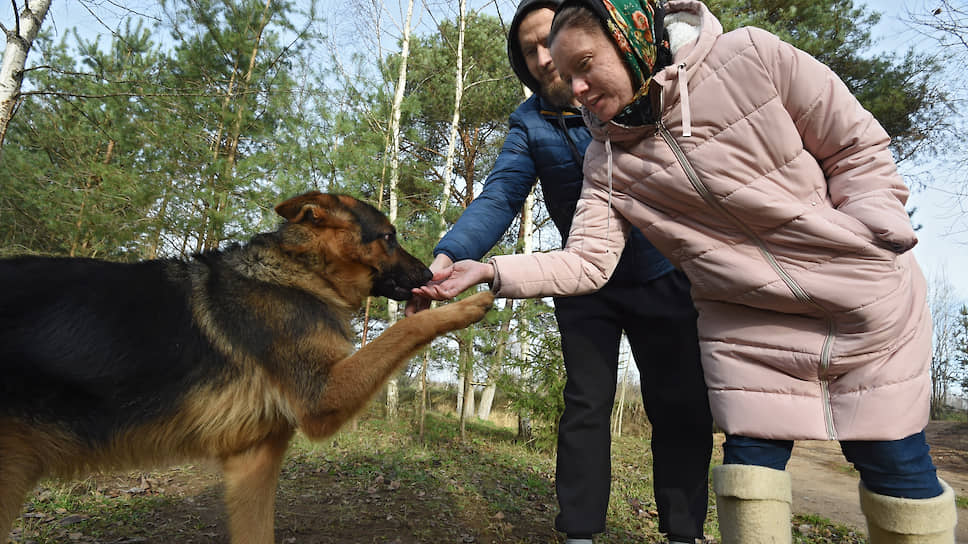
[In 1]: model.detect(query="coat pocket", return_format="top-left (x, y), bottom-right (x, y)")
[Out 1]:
top-left (815, 206), bottom-right (898, 260)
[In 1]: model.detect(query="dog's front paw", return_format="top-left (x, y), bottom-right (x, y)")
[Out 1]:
top-left (458, 291), bottom-right (495, 320)
top-left (431, 291), bottom-right (494, 332)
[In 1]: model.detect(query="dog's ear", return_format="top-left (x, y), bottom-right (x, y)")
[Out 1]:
top-left (275, 192), bottom-right (351, 227)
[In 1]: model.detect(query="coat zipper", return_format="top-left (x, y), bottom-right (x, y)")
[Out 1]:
top-left (655, 119), bottom-right (838, 439)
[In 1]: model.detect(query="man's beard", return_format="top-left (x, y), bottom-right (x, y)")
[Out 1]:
top-left (542, 78), bottom-right (574, 109)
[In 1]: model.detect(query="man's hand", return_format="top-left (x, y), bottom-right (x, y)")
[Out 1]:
top-left (411, 259), bottom-right (495, 301)
top-left (405, 254), bottom-right (454, 316)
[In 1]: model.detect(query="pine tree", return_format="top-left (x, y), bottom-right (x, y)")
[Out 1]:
top-left (0, 21), bottom-right (170, 259)
top-left (0, 1), bottom-right (322, 259)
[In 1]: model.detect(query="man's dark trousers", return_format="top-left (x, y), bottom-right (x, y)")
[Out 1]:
top-left (552, 270), bottom-right (712, 541)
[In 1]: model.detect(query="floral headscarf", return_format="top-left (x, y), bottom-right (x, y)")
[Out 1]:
top-left (555, 0), bottom-right (671, 123)
top-left (601, 0), bottom-right (665, 98)
top-left (583, 0), bottom-right (670, 124)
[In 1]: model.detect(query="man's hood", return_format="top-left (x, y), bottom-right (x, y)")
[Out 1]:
top-left (507, 0), bottom-right (563, 94)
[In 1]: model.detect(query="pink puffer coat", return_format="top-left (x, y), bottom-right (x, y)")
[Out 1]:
top-left (490, 0), bottom-right (931, 440)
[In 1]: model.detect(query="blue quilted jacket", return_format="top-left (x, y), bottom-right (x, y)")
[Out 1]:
top-left (435, 93), bottom-right (673, 286)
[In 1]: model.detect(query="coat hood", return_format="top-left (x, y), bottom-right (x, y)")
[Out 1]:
top-left (508, 0), bottom-right (564, 94)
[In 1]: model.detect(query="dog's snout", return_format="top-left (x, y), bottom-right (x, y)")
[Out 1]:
top-left (418, 266), bottom-right (433, 286)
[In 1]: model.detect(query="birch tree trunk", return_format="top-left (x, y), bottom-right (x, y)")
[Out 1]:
top-left (418, 0), bottom-right (466, 434)
top-left (0, 0), bottom-right (51, 152)
top-left (507, 81), bottom-right (538, 442)
top-left (438, 0), bottom-right (465, 234)
top-left (612, 336), bottom-right (631, 437)
top-left (418, 350), bottom-right (430, 436)
top-left (456, 376), bottom-right (463, 414)
top-left (458, 339), bottom-right (474, 440)
top-left (478, 308), bottom-right (511, 421)
top-left (385, 0), bottom-right (415, 421)
top-left (516, 187), bottom-right (536, 444)
top-left (448, 0), bottom-right (473, 435)
top-left (417, 305), bottom-right (429, 431)
top-left (928, 267), bottom-right (957, 418)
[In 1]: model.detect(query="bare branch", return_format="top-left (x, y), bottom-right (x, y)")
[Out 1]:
top-left (20, 88), bottom-right (266, 100)
top-left (11, 0), bottom-right (19, 36)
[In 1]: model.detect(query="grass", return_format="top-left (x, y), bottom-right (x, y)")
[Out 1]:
top-left (792, 514), bottom-right (866, 543)
top-left (18, 484), bottom-right (184, 542)
top-left (10, 409), bottom-right (869, 543)
top-left (836, 464), bottom-right (860, 476)
top-left (933, 407), bottom-right (968, 423)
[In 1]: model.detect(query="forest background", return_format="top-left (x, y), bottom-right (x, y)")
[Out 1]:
top-left (1, 0), bottom-right (968, 442)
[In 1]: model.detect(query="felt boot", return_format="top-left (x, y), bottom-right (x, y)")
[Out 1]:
top-left (859, 479), bottom-right (957, 543)
top-left (713, 464), bottom-right (792, 544)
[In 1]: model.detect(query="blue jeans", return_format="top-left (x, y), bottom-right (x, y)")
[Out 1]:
top-left (723, 431), bottom-right (943, 499)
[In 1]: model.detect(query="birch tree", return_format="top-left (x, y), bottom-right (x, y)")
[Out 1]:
top-left (397, 57), bottom-right (518, 453)
top-left (444, 0), bottom-right (479, 435)
top-left (405, 12), bottom-right (520, 211)
top-left (0, 0), bottom-right (51, 151)
top-left (385, 0), bottom-right (416, 420)
top-left (478, 307), bottom-right (511, 420)
top-left (928, 266), bottom-right (959, 418)
top-left (391, 10), bottom-right (519, 424)
top-left (612, 336), bottom-right (632, 437)
top-left (437, 0), bottom-right (465, 235)
top-left (332, 9), bottom-right (519, 425)
top-left (515, 187), bottom-right (536, 443)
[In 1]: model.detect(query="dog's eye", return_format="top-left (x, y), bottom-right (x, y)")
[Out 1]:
top-left (384, 233), bottom-right (394, 242)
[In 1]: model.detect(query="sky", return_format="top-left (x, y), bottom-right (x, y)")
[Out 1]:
top-left (866, 0), bottom-right (968, 302)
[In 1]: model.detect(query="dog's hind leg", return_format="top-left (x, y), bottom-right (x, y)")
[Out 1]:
top-left (0, 425), bottom-right (45, 544)
top-left (301, 291), bottom-right (494, 438)
top-left (220, 429), bottom-right (294, 544)
top-left (0, 462), bottom-right (38, 544)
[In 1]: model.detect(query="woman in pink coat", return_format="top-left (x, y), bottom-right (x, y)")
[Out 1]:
top-left (416, 0), bottom-right (957, 542)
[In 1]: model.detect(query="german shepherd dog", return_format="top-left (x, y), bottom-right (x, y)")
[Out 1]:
top-left (0, 191), bottom-right (493, 544)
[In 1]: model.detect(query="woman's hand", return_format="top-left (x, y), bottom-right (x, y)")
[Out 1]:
top-left (411, 260), bottom-right (495, 301)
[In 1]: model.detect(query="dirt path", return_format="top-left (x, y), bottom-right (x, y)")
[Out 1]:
top-left (13, 421), bottom-right (966, 543)
top-left (781, 421), bottom-right (968, 542)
